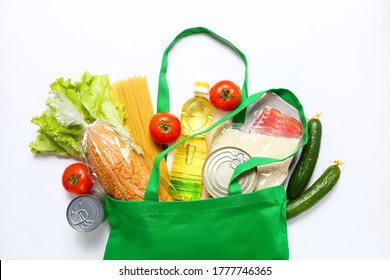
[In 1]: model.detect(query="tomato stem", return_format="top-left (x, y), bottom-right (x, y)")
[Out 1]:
top-left (67, 174), bottom-right (79, 186)
top-left (219, 89), bottom-right (236, 101)
top-left (157, 119), bottom-right (172, 134)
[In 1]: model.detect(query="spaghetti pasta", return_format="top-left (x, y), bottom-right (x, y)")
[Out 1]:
top-left (110, 76), bottom-right (171, 194)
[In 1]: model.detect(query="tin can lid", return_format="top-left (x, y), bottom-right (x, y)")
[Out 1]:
top-left (202, 147), bottom-right (257, 198)
top-left (66, 195), bottom-right (104, 232)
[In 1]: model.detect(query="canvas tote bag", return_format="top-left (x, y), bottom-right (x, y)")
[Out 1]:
top-left (103, 27), bottom-right (308, 260)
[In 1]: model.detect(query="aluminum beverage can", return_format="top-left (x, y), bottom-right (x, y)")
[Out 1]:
top-left (202, 146), bottom-right (257, 198)
top-left (66, 192), bottom-right (106, 232)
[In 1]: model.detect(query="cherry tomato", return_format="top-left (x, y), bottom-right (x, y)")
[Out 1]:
top-left (62, 163), bottom-right (93, 195)
top-left (209, 80), bottom-right (242, 111)
top-left (149, 112), bottom-right (181, 145)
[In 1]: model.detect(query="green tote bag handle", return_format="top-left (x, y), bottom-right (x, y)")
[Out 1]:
top-left (157, 26), bottom-right (249, 124)
top-left (145, 88), bottom-right (308, 201)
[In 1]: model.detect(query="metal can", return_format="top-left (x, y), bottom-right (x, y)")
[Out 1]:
top-left (66, 192), bottom-right (106, 232)
top-left (202, 147), bottom-right (257, 198)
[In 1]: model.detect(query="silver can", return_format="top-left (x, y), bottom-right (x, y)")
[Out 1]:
top-left (202, 147), bottom-right (257, 198)
top-left (66, 192), bottom-right (106, 232)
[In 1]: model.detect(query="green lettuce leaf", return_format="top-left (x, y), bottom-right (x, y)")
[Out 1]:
top-left (50, 76), bottom-right (94, 124)
top-left (77, 71), bottom-right (125, 124)
top-left (31, 110), bottom-right (83, 157)
top-left (29, 129), bottom-right (69, 156)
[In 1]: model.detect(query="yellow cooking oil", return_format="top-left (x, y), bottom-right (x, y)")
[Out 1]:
top-left (169, 81), bottom-right (214, 200)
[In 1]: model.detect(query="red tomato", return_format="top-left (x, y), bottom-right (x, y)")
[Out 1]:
top-left (62, 163), bottom-right (93, 195)
top-left (149, 112), bottom-right (181, 145)
top-left (251, 107), bottom-right (303, 138)
top-left (209, 80), bottom-right (242, 111)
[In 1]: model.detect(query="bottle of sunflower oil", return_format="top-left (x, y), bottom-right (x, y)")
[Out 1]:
top-left (169, 81), bottom-right (214, 200)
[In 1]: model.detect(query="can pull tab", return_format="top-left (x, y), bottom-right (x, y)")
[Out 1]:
top-left (230, 153), bottom-right (245, 169)
top-left (70, 209), bottom-right (89, 225)
top-left (185, 143), bottom-right (196, 165)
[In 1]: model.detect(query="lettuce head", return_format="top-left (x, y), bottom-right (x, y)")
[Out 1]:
top-left (30, 71), bottom-right (127, 158)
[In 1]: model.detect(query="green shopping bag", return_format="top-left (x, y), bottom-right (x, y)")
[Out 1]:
top-left (103, 27), bottom-right (308, 260)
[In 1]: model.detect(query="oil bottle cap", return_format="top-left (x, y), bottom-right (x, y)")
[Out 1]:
top-left (194, 81), bottom-right (210, 94)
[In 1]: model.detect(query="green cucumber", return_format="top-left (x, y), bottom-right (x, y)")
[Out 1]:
top-left (286, 161), bottom-right (342, 220)
top-left (287, 113), bottom-right (322, 199)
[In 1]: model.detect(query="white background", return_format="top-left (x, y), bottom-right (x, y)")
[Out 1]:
top-left (0, 0), bottom-right (389, 261)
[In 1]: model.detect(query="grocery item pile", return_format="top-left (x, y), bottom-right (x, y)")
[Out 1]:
top-left (30, 71), bottom-right (342, 232)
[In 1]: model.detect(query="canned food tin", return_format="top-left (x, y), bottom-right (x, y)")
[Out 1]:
top-left (202, 147), bottom-right (257, 198)
top-left (66, 192), bottom-right (106, 232)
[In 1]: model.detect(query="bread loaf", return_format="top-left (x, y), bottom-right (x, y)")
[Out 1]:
top-left (86, 121), bottom-right (172, 201)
